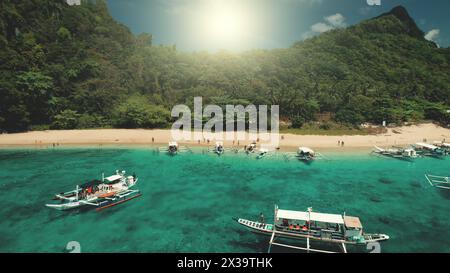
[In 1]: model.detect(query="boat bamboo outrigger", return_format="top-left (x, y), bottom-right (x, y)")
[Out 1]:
top-left (372, 146), bottom-right (418, 161)
top-left (257, 148), bottom-right (269, 159)
top-left (46, 170), bottom-right (141, 211)
top-left (235, 206), bottom-right (389, 253)
top-left (414, 143), bottom-right (445, 158)
top-left (425, 174), bottom-right (450, 190)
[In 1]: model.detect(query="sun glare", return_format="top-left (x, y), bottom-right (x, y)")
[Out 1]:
top-left (210, 10), bottom-right (242, 40)
top-left (197, 1), bottom-right (252, 51)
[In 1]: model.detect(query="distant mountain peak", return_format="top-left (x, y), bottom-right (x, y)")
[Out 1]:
top-left (375, 5), bottom-right (424, 39)
top-left (388, 6), bottom-right (412, 22)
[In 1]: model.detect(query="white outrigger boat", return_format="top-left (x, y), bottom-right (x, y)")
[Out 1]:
top-left (158, 142), bottom-right (191, 156)
top-left (283, 147), bottom-right (326, 163)
top-left (425, 174), bottom-right (450, 190)
top-left (210, 141), bottom-right (225, 156)
top-left (414, 143), bottom-right (445, 158)
top-left (373, 146), bottom-right (418, 161)
top-left (433, 142), bottom-right (450, 155)
top-left (46, 170), bottom-right (140, 211)
top-left (245, 143), bottom-right (258, 154)
top-left (296, 147), bottom-right (317, 162)
top-left (235, 206), bottom-right (389, 253)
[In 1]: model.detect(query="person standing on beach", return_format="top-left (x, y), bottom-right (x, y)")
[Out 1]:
top-left (342, 141), bottom-right (345, 147)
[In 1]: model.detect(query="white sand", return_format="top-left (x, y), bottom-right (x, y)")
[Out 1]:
top-left (0, 124), bottom-right (449, 151)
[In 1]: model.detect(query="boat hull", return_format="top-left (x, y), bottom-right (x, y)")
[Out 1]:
top-left (96, 191), bottom-right (142, 212)
top-left (45, 202), bottom-right (85, 211)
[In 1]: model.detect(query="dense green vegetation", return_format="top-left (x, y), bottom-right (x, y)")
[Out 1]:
top-left (0, 1), bottom-right (449, 132)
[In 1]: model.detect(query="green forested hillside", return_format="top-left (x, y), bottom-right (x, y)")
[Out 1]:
top-left (0, 1), bottom-right (449, 132)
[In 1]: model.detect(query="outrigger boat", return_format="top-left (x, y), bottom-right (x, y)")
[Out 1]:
top-left (413, 143), bottom-right (445, 158)
top-left (158, 142), bottom-right (191, 156)
top-left (167, 142), bottom-right (179, 155)
top-left (235, 206), bottom-right (389, 253)
top-left (245, 143), bottom-right (257, 154)
top-left (433, 142), bottom-right (450, 155)
top-left (425, 174), bottom-right (450, 190)
top-left (372, 146), bottom-right (418, 161)
top-left (284, 147), bottom-right (326, 163)
top-left (296, 147), bottom-right (316, 162)
top-left (210, 142), bottom-right (225, 156)
top-left (46, 170), bottom-right (141, 211)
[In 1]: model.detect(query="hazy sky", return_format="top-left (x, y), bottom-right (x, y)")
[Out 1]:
top-left (106, 0), bottom-right (449, 52)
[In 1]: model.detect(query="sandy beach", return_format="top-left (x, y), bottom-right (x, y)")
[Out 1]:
top-left (0, 123), bottom-right (449, 151)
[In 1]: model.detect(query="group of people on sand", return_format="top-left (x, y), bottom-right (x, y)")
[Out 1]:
top-left (338, 140), bottom-right (345, 147)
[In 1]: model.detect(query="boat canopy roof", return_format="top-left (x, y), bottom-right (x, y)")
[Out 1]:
top-left (276, 209), bottom-right (344, 224)
top-left (310, 212), bottom-right (344, 224)
top-left (416, 143), bottom-right (438, 150)
top-left (299, 147), bottom-right (315, 154)
top-left (277, 209), bottom-right (309, 221)
top-left (344, 216), bottom-right (363, 229)
top-left (104, 175), bottom-right (122, 182)
top-left (434, 142), bottom-right (450, 148)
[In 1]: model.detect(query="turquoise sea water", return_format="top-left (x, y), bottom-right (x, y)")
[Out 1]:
top-left (0, 146), bottom-right (449, 253)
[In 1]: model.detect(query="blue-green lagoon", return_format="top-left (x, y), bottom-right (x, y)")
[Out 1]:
top-left (0, 147), bottom-right (449, 253)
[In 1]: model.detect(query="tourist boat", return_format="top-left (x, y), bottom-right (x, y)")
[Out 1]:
top-left (425, 174), bottom-right (450, 190)
top-left (212, 142), bottom-right (225, 156)
top-left (46, 170), bottom-right (139, 211)
top-left (246, 143), bottom-right (257, 154)
top-left (373, 146), bottom-right (418, 160)
top-left (297, 147), bottom-right (316, 162)
top-left (235, 206), bottom-right (389, 253)
top-left (167, 142), bottom-right (179, 155)
top-left (433, 142), bottom-right (450, 155)
top-left (413, 143), bottom-right (445, 158)
top-left (158, 142), bottom-right (191, 155)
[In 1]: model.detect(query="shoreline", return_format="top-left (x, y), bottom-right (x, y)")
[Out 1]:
top-left (0, 143), bottom-right (374, 154)
top-left (0, 123), bottom-right (449, 151)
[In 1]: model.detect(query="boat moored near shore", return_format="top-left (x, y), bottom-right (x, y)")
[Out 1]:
top-left (158, 142), bottom-right (191, 156)
top-left (297, 147), bottom-right (316, 162)
top-left (210, 142), bottom-right (225, 156)
top-left (433, 142), bottom-right (450, 155)
top-left (414, 143), bottom-right (445, 158)
top-left (372, 146), bottom-right (418, 161)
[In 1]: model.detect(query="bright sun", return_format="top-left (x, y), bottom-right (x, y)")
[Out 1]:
top-left (211, 11), bottom-right (242, 40)
top-left (198, 1), bottom-right (251, 51)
